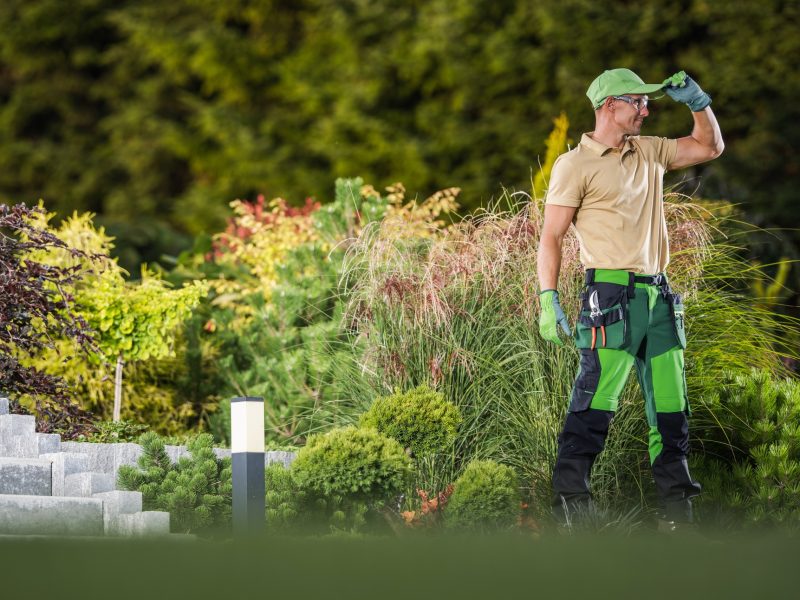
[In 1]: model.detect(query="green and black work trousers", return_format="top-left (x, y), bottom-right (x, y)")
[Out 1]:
top-left (552, 269), bottom-right (701, 521)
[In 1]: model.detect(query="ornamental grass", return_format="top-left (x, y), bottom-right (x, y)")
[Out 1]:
top-left (333, 189), bottom-right (794, 520)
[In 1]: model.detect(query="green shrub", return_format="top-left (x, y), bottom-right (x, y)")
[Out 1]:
top-left (359, 385), bottom-right (461, 457)
top-left (264, 427), bottom-right (410, 535)
top-left (692, 369), bottom-right (800, 529)
top-left (118, 432), bottom-right (232, 534)
top-left (265, 462), bottom-right (306, 532)
top-left (292, 426), bottom-right (412, 506)
top-left (265, 462), bottom-right (350, 534)
top-left (444, 460), bottom-right (520, 532)
top-left (76, 420), bottom-right (150, 443)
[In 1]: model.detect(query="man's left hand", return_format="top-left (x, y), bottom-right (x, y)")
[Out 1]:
top-left (662, 71), bottom-right (712, 112)
top-left (539, 290), bottom-right (572, 345)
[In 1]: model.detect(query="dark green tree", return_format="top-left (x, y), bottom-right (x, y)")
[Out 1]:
top-left (1, 0), bottom-right (797, 271)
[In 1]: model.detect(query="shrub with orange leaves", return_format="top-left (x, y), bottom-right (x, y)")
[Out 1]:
top-left (209, 195), bottom-right (321, 311)
top-left (401, 485), bottom-right (455, 528)
top-left (517, 502), bottom-right (541, 537)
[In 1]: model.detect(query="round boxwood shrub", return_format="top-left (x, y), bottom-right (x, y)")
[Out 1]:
top-left (444, 459), bottom-right (520, 532)
top-left (359, 384), bottom-right (461, 457)
top-left (292, 426), bottom-right (412, 506)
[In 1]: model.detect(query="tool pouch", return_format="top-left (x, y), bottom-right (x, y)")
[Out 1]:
top-left (668, 292), bottom-right (687, 349)
top-left (574, 282), bottom-right (629, 349)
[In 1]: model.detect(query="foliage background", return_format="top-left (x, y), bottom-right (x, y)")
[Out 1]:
top-left (1, 1), bottom-right (799, 533)
top-left (0, 0), bottom-right (797, 287)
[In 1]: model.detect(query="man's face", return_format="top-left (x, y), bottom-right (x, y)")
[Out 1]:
top-left (610, 94), bottom-right (649, 135)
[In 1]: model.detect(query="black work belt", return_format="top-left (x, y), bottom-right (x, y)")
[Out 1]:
top-left (633, 274), bottom-right (665, 286)
top-left (584, 269), bottom-right (669, 300)
top-left (584, 269), bottom-right (666, 286)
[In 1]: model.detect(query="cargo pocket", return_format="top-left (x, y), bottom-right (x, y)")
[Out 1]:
top-left (669, 293), bottom-right (687, 349)
top-left (569, 349), bottom-right (600, 412)
top-left (574, 282), bottom-right (629, 350)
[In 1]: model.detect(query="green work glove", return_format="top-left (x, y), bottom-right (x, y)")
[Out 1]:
top-left (662, 71), bottom-right (711, 112)
top-left (539, 289), bottom-right (572, 345)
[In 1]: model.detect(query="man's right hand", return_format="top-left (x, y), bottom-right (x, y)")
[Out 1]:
top-left (662, 71), bottom-right (712, 112)
top-left (539, 290), bottom-right (572, 345)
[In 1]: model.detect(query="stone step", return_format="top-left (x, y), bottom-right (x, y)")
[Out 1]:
top-left (265, 450), bottom-right (296, 469)
top-left (0, 534), bottom-right (109, 541)
top-left (0, 434), bottom-right (38, 459)
top-left (93, 490), bottom-right (143, 535)
top-left (41, 452), bottom-right (89, 496)
top-left (37, 433), bottom-right (61, 456)
top-left (0, 494), bottom-right (104, 536)
top-left (0, 397), bottom-right (8, 415)
top-left (0, 458), bottom-right (52, 496)
top-left (60, 441), bottom-right (142, 477)
top-left (60, 440), bottom-right (295, 479)
top-left (0, 414), bottom-right (36, 439)
top-left (0, 532), bottom-right (195, 542)
top-left (64, 471), bottom-right (115, 498)
top-left (0, 432), bottom-right (61, 459)
top-left (116, 511), bottom-right (171, 536)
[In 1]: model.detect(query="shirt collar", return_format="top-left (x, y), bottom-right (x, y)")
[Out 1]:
top-left (580, 133), bottom-right (636, 156)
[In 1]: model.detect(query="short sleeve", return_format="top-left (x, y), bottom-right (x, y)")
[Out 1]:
top-left (545, 153), bottom-right (584, 207)
top-left (645, 136), bottom-right (678, 169)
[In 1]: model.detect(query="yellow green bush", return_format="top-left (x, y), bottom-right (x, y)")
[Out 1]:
top-left (359, 384), bottom-right (462, 457)
top-left (20, 207), bottom-right (208, 433)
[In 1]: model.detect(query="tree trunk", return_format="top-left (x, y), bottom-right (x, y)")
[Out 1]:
top-left (113, 355), bottom-right (125, 422)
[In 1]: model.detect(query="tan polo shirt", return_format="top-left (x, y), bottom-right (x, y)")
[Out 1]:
top-left (546, 133), bottom-right (678, 274)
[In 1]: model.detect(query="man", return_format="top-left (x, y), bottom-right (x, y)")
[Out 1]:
top-left (537, 68), bottom-right (724, 528)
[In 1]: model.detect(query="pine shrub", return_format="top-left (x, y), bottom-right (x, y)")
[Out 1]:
top-left (444, 459), bottom-right (520, 532)
top-left (359, 385), bottom-right (461, 457)
top-left (692, 369), bottom-right (800, 528)
top-left (118, 432), bottom-right (232, 534)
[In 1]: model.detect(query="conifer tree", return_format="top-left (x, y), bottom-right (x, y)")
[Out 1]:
top-left (118, 432), bottom-right (232, 534)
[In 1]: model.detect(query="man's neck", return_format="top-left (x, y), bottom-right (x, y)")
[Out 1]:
top-left (590, 127), bottom-right (629, 150)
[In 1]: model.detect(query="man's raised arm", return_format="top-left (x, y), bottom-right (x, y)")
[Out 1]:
top-left (663, 72), bottom-right (725, 169)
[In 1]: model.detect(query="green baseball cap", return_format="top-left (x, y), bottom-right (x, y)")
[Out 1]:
top-left (586, 68), bottom-right (665, 109)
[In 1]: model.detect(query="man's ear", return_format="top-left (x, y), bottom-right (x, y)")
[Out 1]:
top-left (605, 97), bottom-right (615, 112)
